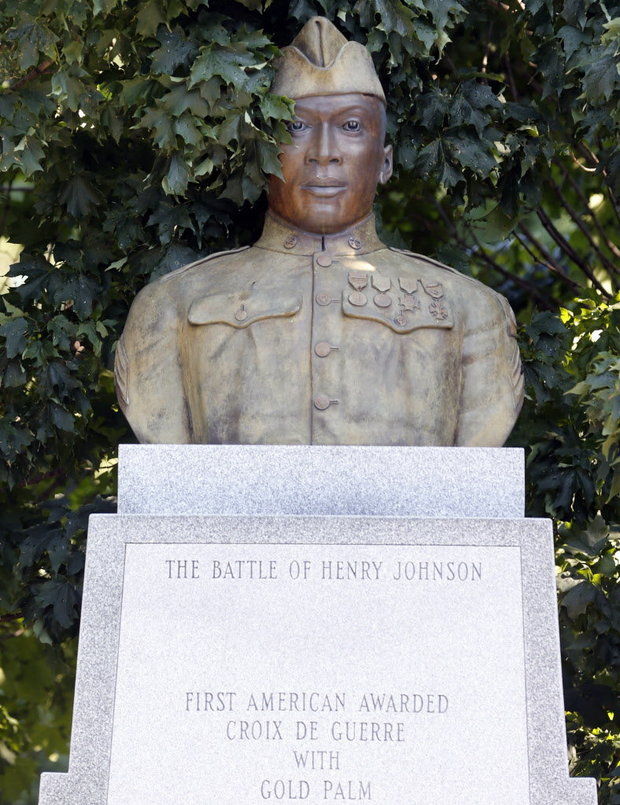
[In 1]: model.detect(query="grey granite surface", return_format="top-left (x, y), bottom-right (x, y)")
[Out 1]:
top-left (117, 444), bottom-right (525, 517)
top-left (39, 514), bottom-right (596, 804)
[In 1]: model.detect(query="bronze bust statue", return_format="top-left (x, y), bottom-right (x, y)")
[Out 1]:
top-left (115, 17), bottom-right (523, 446)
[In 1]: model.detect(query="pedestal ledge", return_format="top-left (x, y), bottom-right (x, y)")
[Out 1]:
top-left (118, 444), bottom-right (525, 518)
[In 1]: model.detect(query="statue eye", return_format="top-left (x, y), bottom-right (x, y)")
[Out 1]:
top-left (287, 120), bottom-right (307, 133)
top-left (343, 120), bottom-right (361, 132)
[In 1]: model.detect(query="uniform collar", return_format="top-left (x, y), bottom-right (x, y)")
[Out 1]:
top-left (255, 210), bottom-right (384, 256)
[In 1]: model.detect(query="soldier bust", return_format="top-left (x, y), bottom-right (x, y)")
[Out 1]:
top-left (115, 17), bottom-right (523, 447)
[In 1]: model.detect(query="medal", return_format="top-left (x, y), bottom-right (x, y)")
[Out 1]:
top-left (372, 274), bottom-right (391, 292)
top-left (399, 277), bottom-right (417, 295)
top-left (348, 272), bottom-right (369, 306)
top-left (373, 293), bottom-right (392, 308)
top-left (371, 274), bottom-right (392, 307)
top-left (348, 291), bottom-right (368, 306)
top-left (423, 281), bottom-right (444, 299)
top-left (429, 300), bottom-right (449, 320)
top-left (400, 292), bottom-right (420, 312)
top-left (348, 271), bottom-right (369, 291)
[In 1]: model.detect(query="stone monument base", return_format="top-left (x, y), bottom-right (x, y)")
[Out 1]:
top-left (39, 447), bottom-right (597, 804)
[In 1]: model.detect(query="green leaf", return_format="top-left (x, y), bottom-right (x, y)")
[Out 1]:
top-left (174, 115), bottom-right (202, 146)
top-left (162, 153), bottom-right (190, 195)
top-left (189, 47), bottom-right (257, 89)
top-left (50, 404), bottom-right (75, 432)
top-left (136, 0), bottom-right (167, 37)
top-left (557, 25), bottom-right (588, 59)
top-left (60, 176), bottom-right (101, 218)
top-left (151, 28), bottom-right (197, 74)
top-left (561, 581), bottom-right (599, 619)
top-left (444, 132), bottom-right (497, 176)
top-left (0, 317), bottom-right (28, 358)
top-left (139, 106), bottom-right (175, 149)
top-left (582, 53), bottom-right (619, 102)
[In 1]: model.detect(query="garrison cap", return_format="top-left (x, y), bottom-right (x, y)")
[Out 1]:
top-left (271, 16), bottom-right (386, 103)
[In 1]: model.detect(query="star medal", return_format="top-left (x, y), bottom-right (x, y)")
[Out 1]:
top-left (429, 300), bottom-right (449, 320)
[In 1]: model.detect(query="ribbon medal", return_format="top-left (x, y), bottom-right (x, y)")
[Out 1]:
top-left (372, 274), bottom-right (392, 308)
top-left (348, 272), bottom-right (369, 306)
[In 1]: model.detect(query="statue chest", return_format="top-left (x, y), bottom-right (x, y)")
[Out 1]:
top-left (181, 257), bottom-right (462, 445)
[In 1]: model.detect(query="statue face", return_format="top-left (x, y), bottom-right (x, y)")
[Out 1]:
top-left (267, 93), bottom-right (393, 234)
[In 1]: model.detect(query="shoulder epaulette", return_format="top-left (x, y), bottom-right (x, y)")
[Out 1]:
top-left (159, 245), bottom-right (250, 284)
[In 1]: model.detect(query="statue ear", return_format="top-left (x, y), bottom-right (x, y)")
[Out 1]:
top-left (379, 145), bottom-right (393, 184)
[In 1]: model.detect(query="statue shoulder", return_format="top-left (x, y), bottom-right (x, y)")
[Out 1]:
top-left (155, 244), bottom-right (251, 285)
top-left (126, 244), bottom-right (252, 313)
top-left (388, 246), bottom-right (515, 323)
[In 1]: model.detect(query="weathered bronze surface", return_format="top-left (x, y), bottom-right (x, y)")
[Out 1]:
top-left (115, 16), bottom-right (524, 446)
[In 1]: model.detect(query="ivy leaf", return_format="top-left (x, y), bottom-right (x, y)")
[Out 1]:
top-left (139, 106), bottom-right (175, 149)
top-left (425, 0), bottom-right (466, 31)
top-left (136, 0), bottom-right (166, 37)
top-left (561, 580), bottom-right (599, 619)
top-left (444, 132), bottom-right (497, 176)
top-left (34, 579), bottom-right (80, 629)
top-left (189, 47), bottom-right (257, 89)
top-left (557, 25), bottom-right (588, 59)
top-left (151, 28), bottom-right (198, 74)
top-left (60, 176), bottom-right (101, 218)
top-left (0, 317), bottom-right (28, 358)
top-left (162, 153), bottom-right (190, 196)
top-left (50, 404), bottom-right (75, 432)
top-left (582, 52), bottom-right (619, 102)
top-left (174, 115), bottom-right (202, 146)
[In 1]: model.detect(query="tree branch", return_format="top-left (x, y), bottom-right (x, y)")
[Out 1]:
top-left (555, 160), bottom-right (620, 260)
top-left (518, 223), bottom-right (583, 292)
top-left (10, 59), bottom-right (54, 90)
top-left (464, 225), bottom-right (556, 309)
top-left (546, 177), bottom-right (619, 278)
top-left (536, 209), bottom-right (612, 298)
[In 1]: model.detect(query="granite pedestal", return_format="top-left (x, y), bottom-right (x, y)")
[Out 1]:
top-left (39, 446), bottom-right (597, 804)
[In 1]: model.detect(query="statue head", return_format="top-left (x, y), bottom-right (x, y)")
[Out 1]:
top-left (267, 17), bottom-right (393, 235)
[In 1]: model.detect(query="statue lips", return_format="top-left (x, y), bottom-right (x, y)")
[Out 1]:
top-left (301, 179), bottom-right (347, 198)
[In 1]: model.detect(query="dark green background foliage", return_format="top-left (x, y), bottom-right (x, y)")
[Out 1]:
top-left (0, 0), bottom-right (618, 800)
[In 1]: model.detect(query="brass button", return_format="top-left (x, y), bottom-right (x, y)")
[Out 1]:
top-left (314, 394), bottom-right (337, 411)
top-left (316, 253), bottom-right (333, 267)
top-left (284, 235), bottom-right (298, 249)
top-left (348, 291), bottom-right (367, 307)
top-left (234, 306), bottom-right (248, 322)
top-left (316, 292), bottom-right (334, 306)
top-left (315, 341), bottom-right (336, 357)
top-left (348, 236), bottom-right (362, 250)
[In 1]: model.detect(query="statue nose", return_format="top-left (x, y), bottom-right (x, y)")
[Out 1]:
top-left (306, 123), bottom-right (342, 166)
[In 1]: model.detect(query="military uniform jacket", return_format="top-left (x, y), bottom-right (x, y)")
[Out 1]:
top-left (115, 213), bottom-right (523, 446)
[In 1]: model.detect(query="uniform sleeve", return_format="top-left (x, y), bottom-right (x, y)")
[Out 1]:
top-left (455, 291), bottom-right (524, 447)
top-left (114, 280), bottom-right (192, 443)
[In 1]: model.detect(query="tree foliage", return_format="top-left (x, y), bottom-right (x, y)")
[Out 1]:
top-left (0, 0), bottom-right (618, 801)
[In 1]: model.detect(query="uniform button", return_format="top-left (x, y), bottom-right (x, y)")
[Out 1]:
top-left (234, 306), bottom-right (248, 321)
top-left (314, 341), bottom-right (336, 357)
top-left (394, 314), bottom-right (407, 327)
top-left (348, 237), bottom-right (362, 250)
top-left (284, 235), bottom-right (298, 249)
top-left (316, 253), bottom-right (333, 267)
top-left (314, 394), bottom-right (338, 411)
top-left (316, 292), bottom-right (334, 306)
